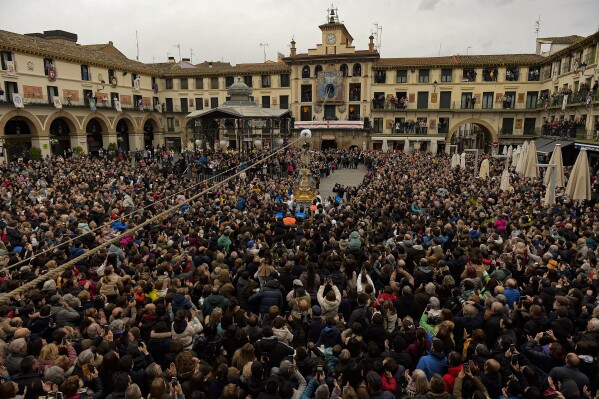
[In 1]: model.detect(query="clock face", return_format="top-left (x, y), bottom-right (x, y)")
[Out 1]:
top-left (326, 34), bottom-right (336, 45)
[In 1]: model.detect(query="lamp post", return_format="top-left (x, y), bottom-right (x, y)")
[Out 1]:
top-left (537, 163), bottom-right (557, 205)
top-left (465, 148), bottom-right (479, 171)
top-left (433, 80), bottom-right (438, 93)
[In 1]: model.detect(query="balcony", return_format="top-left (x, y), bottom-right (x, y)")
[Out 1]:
top-left (293, 120), bottom-right (365, 129)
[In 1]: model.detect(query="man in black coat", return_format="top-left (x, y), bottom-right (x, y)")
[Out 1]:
top-left (254, 326), bottom-right (294, 372)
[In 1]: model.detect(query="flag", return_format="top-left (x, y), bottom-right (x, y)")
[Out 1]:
top-left (89, 98), bottom-right (96, 111)
top-left (277, 52), bottom-right (285, 61)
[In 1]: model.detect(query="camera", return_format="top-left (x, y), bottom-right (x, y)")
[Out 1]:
top-left (511, 355), bottom-right (518, 365)
top-left (171, 377), bottom-right (178, 387)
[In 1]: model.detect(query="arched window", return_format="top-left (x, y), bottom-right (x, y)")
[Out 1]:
top-left (301, 66), bottom-right (310, 79)
top-left (353, 63), bottom-right (362, 77)
top-left (340, 64), bottom-right (348, 77)
top-left (314, 65), bottom-right (323, 78)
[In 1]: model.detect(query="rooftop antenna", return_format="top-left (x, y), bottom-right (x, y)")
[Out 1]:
top-left (190, 48), bottom-right (195, 64)
top-left (173, 44), bottom-right (181, 62)
top-left (135, 30), bottom-right (140, 61)
top-left (439, 43), bottom-right (442, 56)
top-left (534, 15), bottom-right (541, 38)
top-left (372, 22), bottom-right (382, 53)
top-left (467, 46), bottom-right (472, 55)
top-left (259, 43), bottom-right (269, 62)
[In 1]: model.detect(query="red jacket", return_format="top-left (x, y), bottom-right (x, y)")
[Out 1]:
top-left (380, 373), bottom-right (396, 392)
top-left (375, 292), bottom-right (398, 309)
top-left (443, 365), bottom-right (462, 392)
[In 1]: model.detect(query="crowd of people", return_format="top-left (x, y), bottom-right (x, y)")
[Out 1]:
top-left (0, 145), bottom-right (598, 399)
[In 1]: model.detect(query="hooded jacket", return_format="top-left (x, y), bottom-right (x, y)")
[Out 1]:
top-left (415, 351), bottom-right (447, 379)
top-left (171, 316), bottom-right (203, 349)
top-left (316, 284), bottom-right (341, 319)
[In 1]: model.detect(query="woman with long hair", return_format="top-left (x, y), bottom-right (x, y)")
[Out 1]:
top-left (231, 343), bottom-right (256, 373)
top-left (402, 369), bottom-right (429, 399)
top-left (300, 264), bottom-right (320, 301)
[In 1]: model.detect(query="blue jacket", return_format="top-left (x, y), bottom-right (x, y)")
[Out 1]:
top-left (249, 280), bottom-right (283, 315)
top-left (416, 351), bottom-right (447, 379)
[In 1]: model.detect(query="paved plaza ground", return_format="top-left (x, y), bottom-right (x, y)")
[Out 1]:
top-left (318, 164), bottom-right (366, 199)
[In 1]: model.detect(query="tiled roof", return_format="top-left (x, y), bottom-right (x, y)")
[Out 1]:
top-left (284, 49), bottom-right (378, 61)
top-left (537, 35), bottom-right (584, 44)
top-left (374, 54), bottom-right (546, 68)
top-left (0, 30), bottom-right (156, 75)
top-left (152, 62), bottom-right (290, 77)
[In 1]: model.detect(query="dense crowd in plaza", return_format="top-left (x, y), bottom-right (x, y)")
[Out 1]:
top-left (0, 144), bottom-right (598, 399)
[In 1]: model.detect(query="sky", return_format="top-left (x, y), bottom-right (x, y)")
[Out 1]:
top-left (3, 0), bottom-right (598, 65)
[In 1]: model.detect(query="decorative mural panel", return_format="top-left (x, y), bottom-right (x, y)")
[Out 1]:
top-left (315, 71), bottom-right (344, 102)
top-left (23, 86), bottom-right (43, 99)
top-left (121, 95), bottom-right (132, 106)
top-left (62, 89), bottom-right (80, 102)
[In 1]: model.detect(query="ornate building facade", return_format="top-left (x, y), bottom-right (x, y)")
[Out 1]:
top-left (0, 9), bottom-right (598, 161)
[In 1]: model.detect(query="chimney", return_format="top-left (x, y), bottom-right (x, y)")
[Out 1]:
top-left (25, 30), bottom-right (78, 45)
top-left (182, 58), bottom-right (190, 62)
top-left (209, 62), bottom-right (213, 68)
top-left (290, 39), bottom-right (296, 56)
top-left (168, 56), bottom-right (176, 63)
top-left (368, 34), bottom-right (375, 52)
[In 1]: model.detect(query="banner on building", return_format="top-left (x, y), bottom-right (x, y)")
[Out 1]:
top-left (114, 99), bottom-right (122, 112)
top-left (562, 94), bottom-right (568, 110)
top-left (89, 98), bottom-right (97, 111)
top-left (53, 97), bottom-right (63, 109)
top-left (47, 65), bottom-right (57, 81)
top-left (155, 102), bottom-right (162, 113)
top-left (12, 93), bottom-right (24, 108)
top-left (5, 61), bottom-right (16, 76)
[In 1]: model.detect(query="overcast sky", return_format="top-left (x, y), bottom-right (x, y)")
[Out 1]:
top-left (4, 0), bottom-right (598, 65)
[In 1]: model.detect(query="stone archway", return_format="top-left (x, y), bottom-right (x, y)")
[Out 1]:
top-left (446, 118), bottom-right (498, 154)
top-left (45, 111), bottom-right (81, 156)
top-left (1, 113), bottom-right (42, 161)
top-left (85, 117), bottom-right (110, 156)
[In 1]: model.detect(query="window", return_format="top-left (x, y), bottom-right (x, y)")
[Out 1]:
top-left (439, 91), bottom-right (451, 109)
top-left (195, 78), bottom-right (204, 90)
top-left (373, 118), bottom-right (383, 133)
top-left (462, 69), bottom-right (476, 82)
top-left (110, 92), bottom-right (120, 108)
top-left (210, 77), bottom-right (219, 90)
top-left (180, 78), bottom-right (188, 90)
top-left (525, 91), bottom-right (538, 109)
top-left (153, 97), bottom-right (159, 110)
top-left (43, 58), bottom-right (54, 76)
top-left (83, 89), bottom-right (93, 106)
top-left (482, 92), bottom-right (494, 109)
top-left (523, 118), bottom-right (536, 135)
top-left (441, 69), bottom-right (452, 82)
top-left (301, 85), bottom-right (312, 102)
top-left (461, 92), bottom-right (473, 109)
top-left (349, 83), bottom-right (361, 101)
top-left (180, 98), bottom-right (188, 113)
top-left (280, 73), bottom-right (290, 87)
top-left (324, 105), bottom-right (336, 120)
top-left (418, 69), bottom-right (430, 83)
top-left (301, 66), bottom-right (310, 79)
top-left (81, 65), bottom-right (90, 81)
top-left (300, 105), bottom-right (312, 121)
top-left (314, 65), bottom-right (323, 78)
top-left (348, 104), bottom-right (360, 120)
top-left (374, 70), bottom-right (386, 84)
top-left (503, 91), bottom-right (516, 109)
top-left (528, 67), bottom-right (540, 81)
top-left (340, 64), bottom-right (349, 77)
top-left (261, 96), bottom-right (270, 108)
top-left (165, 78), bottom-right (173, 90)
top-left (195, 98), bottom-right (203, 110)
top-left (505, 68), bottom-right (519, 81)
top-left (244, 76), bottom-right (253, 87)
top-left (482, 67), bottom-right (498, 82)
top-left (210, 97), bottom-right (218, 109)
top-left (438, 117), bottom-right (449, 134)
top-left (261, 75), bottom-right (271, 88)
top-left (167, 117), bottom-right (175, 132)
top-left (501, 118), bottom-right (514, 135)
top-left (133, 94), bottom-right (142, 108)
top-left (396, 92), bottom-right (407, 109)
top-left (223, 76), bottom-right (233, 88)
top-left (47, 86), bottom-right (58, 104)
top-left (396, 69), bottom-right (407, 83)
top-left (373, 92), bottom-right (385, 109)
top-left (165, 98), bottom-right (173, 112)
top-left (5, 82), bottom-right (18, 103)
top-left (352, 63), bottom-right (361, 77)
top-left (1, 51), bottom-right (13, 70)
top-left (417, 91), bottom-right (429, 109)
top-left (587, 45), bottom-right (597, 65)
top-left (280, 95), bottom-right (289, 109)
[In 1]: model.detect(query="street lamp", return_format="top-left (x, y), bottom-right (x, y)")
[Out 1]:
top-left (433, 80), bottom-right (438, 92)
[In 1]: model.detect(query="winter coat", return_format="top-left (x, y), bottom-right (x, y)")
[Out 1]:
top-left (202, 294), bottom-right (230, 316)
top-left (415, 351), bottom-right (448, 379)
top-left (171, 317), bottom-right (203, 350)
top-left (249, 279), bottom-right (284, 315)
top-left (97, 274), bottom-right (123, 297)
top-left (316, 285), bottom-right (341, 319)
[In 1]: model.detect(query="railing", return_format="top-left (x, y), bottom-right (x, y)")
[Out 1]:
top-left (541, 125), bottom-right (587, 139)
top-left (575, 130), bottom-right (599, 141)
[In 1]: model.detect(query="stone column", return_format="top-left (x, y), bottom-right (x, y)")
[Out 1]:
top-left (32, 137), bottom-right (51, 158)
top-left (153, 132), bottom-right (164, 148)
top-left (129, 133), bottom-right (144, 152)
top-left (382, 139), bottom-right (388, 152)
top-left (70, 135), bottom-right (88, 154)
top-left (430, 140), bottom-right (438, 154)
top-left (103, 133), bottom-right (117, 149)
